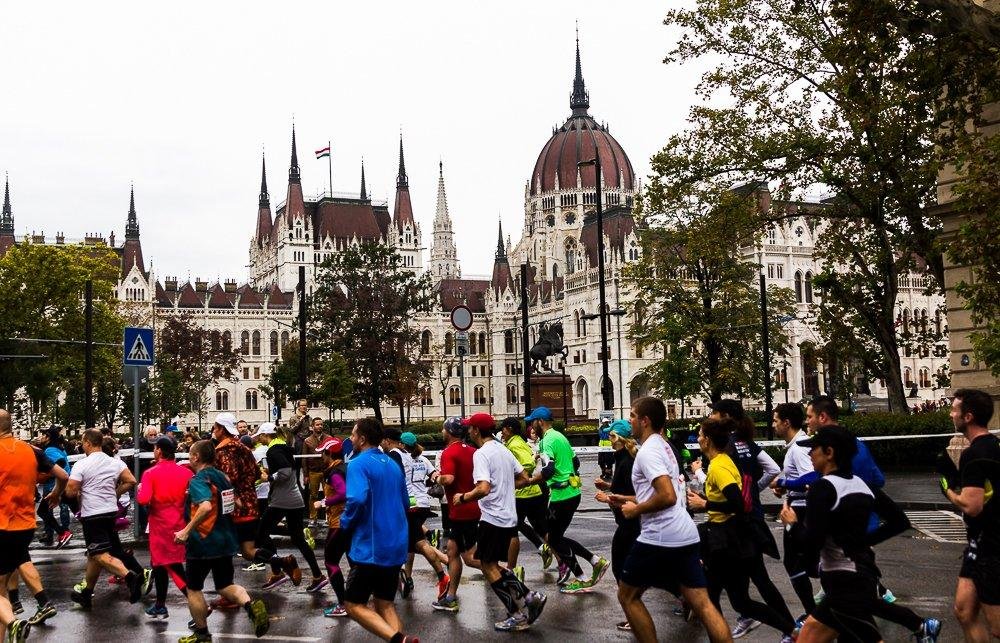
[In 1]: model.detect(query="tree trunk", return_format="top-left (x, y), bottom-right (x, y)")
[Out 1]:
top-left (874, 323), bottom-right (909, 414)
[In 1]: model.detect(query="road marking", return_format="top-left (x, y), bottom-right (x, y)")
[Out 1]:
top-left (165, 633), bottom-right (319, 642)
top-left (905, 510), bottom-right (965, 543)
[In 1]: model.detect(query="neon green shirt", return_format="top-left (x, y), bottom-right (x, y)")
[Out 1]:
top-left (505, 434), bottom-right (542, 499)
top-left (539, 428), bottom-right (580, 503)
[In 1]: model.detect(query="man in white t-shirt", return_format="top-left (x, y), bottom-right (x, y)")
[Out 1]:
top-left (610, 398), bottom-right (731, 643)
top-left (65, 428), bottom-right (148, 608)
top-left (456, 413), bottom-right (547, 632)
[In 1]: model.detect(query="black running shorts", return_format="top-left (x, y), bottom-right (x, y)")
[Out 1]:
top-left (80, 512), bottom-right (120, 558)
top-left (185, 556), bottom-right (236, 592)
top-left (621, 541), bottom-right (706, 592)
top-left (445, 519), bottom-right (478, 554)
top-left (473, 521), bottom-right (516, 564)
top-left (234, 518), bottom-right (260, 545)
top-left (960, 545), bottom-right (1000, 605)
top-left (0, 529), bottom-right (34, 575)
top-left (811, 571), bottom-right (882, 643)
top-left (406, 508), bottom-right (433, 552)
top-left (344, 562), bottom-right (398, 604)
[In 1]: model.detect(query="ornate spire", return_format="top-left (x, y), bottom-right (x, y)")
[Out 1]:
top-left (434, 160), bottom-right (449, 223)
top-left (1, 174), bottom-right (12, 234)
top-left (495, 220), bottom-right (506, 260)
top-left (570, 24), bottom-right (590, 115)
top-left (360, 159), bottom-right (368, 200)
top-left (396, 133), bottom-right (408, 188)
top-left (125, 185), bottom-right (139, 240)
top-left (288, 125), bottom-right (301, 184)
top-left (259, 154), bottom-right (269, 207)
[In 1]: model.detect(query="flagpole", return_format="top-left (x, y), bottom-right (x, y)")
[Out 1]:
top-left (327, 139), bottom-right (333, 197)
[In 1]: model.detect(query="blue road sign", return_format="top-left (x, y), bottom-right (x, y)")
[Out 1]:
top-left (123, 327), bottom-right (155, 366)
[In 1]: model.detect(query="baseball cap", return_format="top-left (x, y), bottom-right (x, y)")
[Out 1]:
top-left (214, 412), bottom-right (238, 436)
top-left (708, 399), bottom-right (745, 420)
top-left (443, 417), bottom-right (466, 437)
top-left (798, 425), bottom-right (857, 459)
top-left (400, 432), bottom-right (418, 447)
top-left (524, 406), bottom-right (553, 423)
top-left (254, 422), bottom-right (277, 436)
top-left (154, 436), bottom-right (177, 458)
top-left (499, 417), bottom-right (522, 433)
top-left (608, 419), bottom-right (632, 439)
top-left (462, 413), bottom-right (498, 434)
top-left (316, 436), bottom-right (343, 454)
top-left (384, 427), bottom-right (403, 442)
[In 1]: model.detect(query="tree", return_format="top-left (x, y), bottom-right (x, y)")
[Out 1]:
top-left (149, 314), bottom-right (241, 425)
top-left (654, 0), bottom-right (997, 412)
top-left (627, 188), bottom-right (795, 403)
top-left (0, 243), bottom-right (125, 429)
top-left (261, 338), bottom-right (354, 415)
top-left (310, 243), bottom-right (435, 423)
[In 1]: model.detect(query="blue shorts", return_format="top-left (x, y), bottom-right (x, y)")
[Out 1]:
top-left (621, 541), bottom-right (706, 592)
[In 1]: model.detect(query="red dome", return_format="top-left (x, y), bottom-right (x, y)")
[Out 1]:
top-left (529, 114), bottom-right (635, 197)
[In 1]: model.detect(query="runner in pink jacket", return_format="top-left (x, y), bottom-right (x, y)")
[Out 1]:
top-left (137, 436), bottom-right (194, 618)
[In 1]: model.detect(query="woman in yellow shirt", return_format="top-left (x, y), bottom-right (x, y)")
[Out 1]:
top-left (688, 418), bottom-right (796, 641)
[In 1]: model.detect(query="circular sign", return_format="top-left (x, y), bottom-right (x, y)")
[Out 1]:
top-left (450, 305), bottom-right (473, 331)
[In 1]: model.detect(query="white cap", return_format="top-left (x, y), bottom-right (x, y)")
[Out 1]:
top-left (255, 422), bottom-right (277, 436)
top-left (214, 412), bottom-right (238, 436)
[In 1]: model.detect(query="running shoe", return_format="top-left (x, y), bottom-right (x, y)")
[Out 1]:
top-left (143, 568), bottom-right (154, 595)
top-left (559, 580), bottom-right (592, 594)
top-left (323, 603), bottom-right (348, 617)
top-left (39, 536), bottom-right (54, 547)
top-left (70, 588), bottom-right (92, 610)
top-left (247, 598), bottom-right (270, 637)
top-left (427, 529), bottom-right (441, 549)
top-left (303, 527), bottom-right (315, 550)
top-left (5, 620), bottom-right (30, 643)
top-left (262, 573), bottom-right (288, 590)
top-left (589, 557), bottom-right (610, 586)
top-left (305, 576), bottom-right (329, 593)
top-left (555, 563), bottom-right (572, 586)
top-left (431, 596), bottom-right (460, 612)
top-left (126, 570), bottom-right (143, 603)
top-left (882, 588), bottom-right (897, 603)
top-left (145, 604), bottom-right (169, 619)
top-left (281, 555), bottom-right (302, 586)
top-left (813, 589), bottom-right (826, 603)
top-left (512, 566), bottom-right (525, 583)
top-left (399, 570), bottom-right (413, 599)
top-left (57, 530), bottom-right (74, 549)
top-left (731, 616), bottom-right (761, 638)
top-left (525, 591), bottom-right (546, 625)
top-left (616, 620), bottom-right (632, 631)
top-left (242, 562), bottom-right (267, 572)
top-left (178, 632), bottom-right (212, 643)
top-left (539, 543), bottom-right (553, 570)
top-left (11, 599), bottom-right (22, 615)
top-left (210, 596), bottom-right (239, 609)
top-left (780, 636), bottom-right (796, 643)
top-left (436, 574), bottom-right (451, 601)
top-left (27, 601), bottom-right (57, 625)
top-left (73, 577), bottom-right (87, 593)
top-left (494, 612), bottom-right (530, 632)
top-left (917, 618), bottom-right (942, 643)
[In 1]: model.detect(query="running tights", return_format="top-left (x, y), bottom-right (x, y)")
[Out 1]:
top-left (490, 567), bottom-right (530, 616)
top-left (547, 495), bottom-right (594, 577)
top-left (257, 507), bottom-right (322, 577)
top-left (152, 563), bottom-right (188, 605)
top-left (324, 528), bottom-right (348, 604)
top-left (706, 550), bottom-right (796, 635)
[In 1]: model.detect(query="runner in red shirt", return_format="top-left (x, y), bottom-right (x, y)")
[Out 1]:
top-left (430, 418), bottom-right (481, 612)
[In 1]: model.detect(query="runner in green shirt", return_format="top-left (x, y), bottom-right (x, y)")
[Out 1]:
top-left (500, 418), bottom-right (551, 581)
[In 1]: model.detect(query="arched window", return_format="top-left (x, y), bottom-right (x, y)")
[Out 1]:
top-left (506, 384), bottom-right (518, 404)
top-left (270, 331), bottom-right (279, 356)
top-left (210, 330), bottom-right (221, 352)
top-left (240, 331), bottom-right (250, 354)
top-left (504, 330), bottom-right (514, 354)
top-left (478, 332), bottom-right (486, 355)
top-left (252, 330), bottom-right (261, 356)
top-left (281, 331), bottom-right (289, 348)
top-left (420, 387), bottom-right (433, 406)
top-left (420, 330), bottom-right (431, 355)
top-left (469, 332), bottom-right (478, 355)
top-left (445, 332), bottom-right (454, 355)
top-left (804, 271), bottom-right (814, 303)
top-left (919, 368), bottom-right (931, 388)
top-left (565, 240), bottom-right (577, 275)
top-left (794, 271), bottom-right (803, 303)
top-left (574, 379), bottom-right (589, 415)
top-left (216, 390), bottom-right (229, 411)
top-left (474, 386), bottom-right (486, 405)
top-left (902, 309), bottom-right (910, 333)
top-left (580, 311), bottom-right (587, 336)
top-left (449, 386), bottom-right (461, 405)
top-left (904, 367), bottom-right (914, 388)
top-left (574, 310), bottom-right (581, 338)
top-left (245, 389), bottom-right (258, 410)
top-left (222, 331), bottom-right (232, 351)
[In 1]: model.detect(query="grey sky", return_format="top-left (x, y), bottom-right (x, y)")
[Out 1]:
top-left (0, 2), bottom-right (700, 281)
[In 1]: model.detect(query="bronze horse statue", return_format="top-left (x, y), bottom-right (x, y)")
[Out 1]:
top-left (529, 322), bottom-right (568, 372)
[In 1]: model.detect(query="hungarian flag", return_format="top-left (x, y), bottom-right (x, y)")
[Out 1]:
top-left (315, 146), bottom-right (330, 159)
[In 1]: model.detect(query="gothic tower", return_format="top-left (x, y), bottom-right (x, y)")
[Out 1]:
top-left (428, 160), bottom-right (460, 282)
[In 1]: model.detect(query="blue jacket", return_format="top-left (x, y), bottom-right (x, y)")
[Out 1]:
top-left (340, 447), bottom-right (409, 567)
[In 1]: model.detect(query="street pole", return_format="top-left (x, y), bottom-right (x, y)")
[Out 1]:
top-left (459, 350), bottom-right (466, 418)
top-left (581, 156), bottom-right (613, 412)
top-left (614, 278), bottom-right (624, 417)
top-left (783, 361), bottom-right (790, 404)
top-left (298, 266), bottom-right (307, 400)
top-left (759, 270), bottom-right (774, 438)
top-left (520, 263), bottom-right (531, 415)
top-left (560, 361), bottom-right (569, 425)
top-left (131, 366), bottom-right (142, 540)
top-left (84, 280), bottom-right (94, 428)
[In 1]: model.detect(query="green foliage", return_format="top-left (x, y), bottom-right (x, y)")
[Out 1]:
top-left (310, 242), bottom-right (435, 423)
top-left (654, 0), bottom-right (997, 413)
top-left (840, 409), bottom-right (954, 467)
top-left (263, 338), bottom-right (354, 413)
top-left (627, 189), bottom-right (795, 403)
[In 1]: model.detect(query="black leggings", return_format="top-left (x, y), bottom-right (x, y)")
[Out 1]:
top-left (747, 552), bottom-right (795, 624)
top-left (38, 500), bottom-right (69, 537)
top-left (257, 506), bottom-right (322, 577)
top-left (706, 549), bottom-right (795, 635)
top-left (152, 563), bottom-right (188, 605)
top-left (548, 495), bottom-right (594, 577)
top-left (515, 495), bottom-right (548, 549)
top-left (324, 528), bottom-right (349, 604)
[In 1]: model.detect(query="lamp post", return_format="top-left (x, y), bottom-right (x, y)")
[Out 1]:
top-left (758, 251), bottom-right (773, 438)
top-left (578, 156), bottom-right (612, 412)
top-left (583, 305), bottom-right (626, 417)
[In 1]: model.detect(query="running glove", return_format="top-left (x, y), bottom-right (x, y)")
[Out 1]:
top-left (935, 452), bottom-right (960, 496)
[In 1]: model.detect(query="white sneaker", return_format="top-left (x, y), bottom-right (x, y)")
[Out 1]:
top-left (731, 616), bottom-right (760, 638)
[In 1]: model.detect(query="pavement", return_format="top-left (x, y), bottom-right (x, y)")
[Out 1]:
top-left (20, 462), bottom-right (966, 642)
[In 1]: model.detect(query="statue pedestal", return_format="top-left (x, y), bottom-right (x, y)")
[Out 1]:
top-left (529, 374), bottom-right (582, 424)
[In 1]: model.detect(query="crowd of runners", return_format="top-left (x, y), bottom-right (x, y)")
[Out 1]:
top-left (0, 388), bottom-right (997, 641)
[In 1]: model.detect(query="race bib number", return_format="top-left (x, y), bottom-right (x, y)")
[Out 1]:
top-left (220, 488), bottom-right (235, 515)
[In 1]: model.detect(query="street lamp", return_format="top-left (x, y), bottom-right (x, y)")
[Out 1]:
top-left (583, 306), bottom-right (626, 416)
top-left (578, 156), bottom-right (612, 412)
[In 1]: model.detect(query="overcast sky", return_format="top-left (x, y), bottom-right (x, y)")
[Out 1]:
top-left (0, 1), bottom-right (702, 281)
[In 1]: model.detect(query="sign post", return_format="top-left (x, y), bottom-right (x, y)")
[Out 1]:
top-left (450, 306), bottom-right (473, 418)
top-left (123, 327), bottom-right (154, 541)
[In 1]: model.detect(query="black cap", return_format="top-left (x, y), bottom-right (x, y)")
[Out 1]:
top-left (154, 436), bottom-right (177, 459)
top-left (798, 425), bottom-right (857, 459)
top-left (384, 427), bottom-right (402, 442)
top-left (708, 399), bottom-right (745, 420)
top-left (499, 417), bottom-right (522, 432)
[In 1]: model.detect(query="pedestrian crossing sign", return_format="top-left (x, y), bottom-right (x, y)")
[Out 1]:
top-left (123, 327), bottom-right (155, 366)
